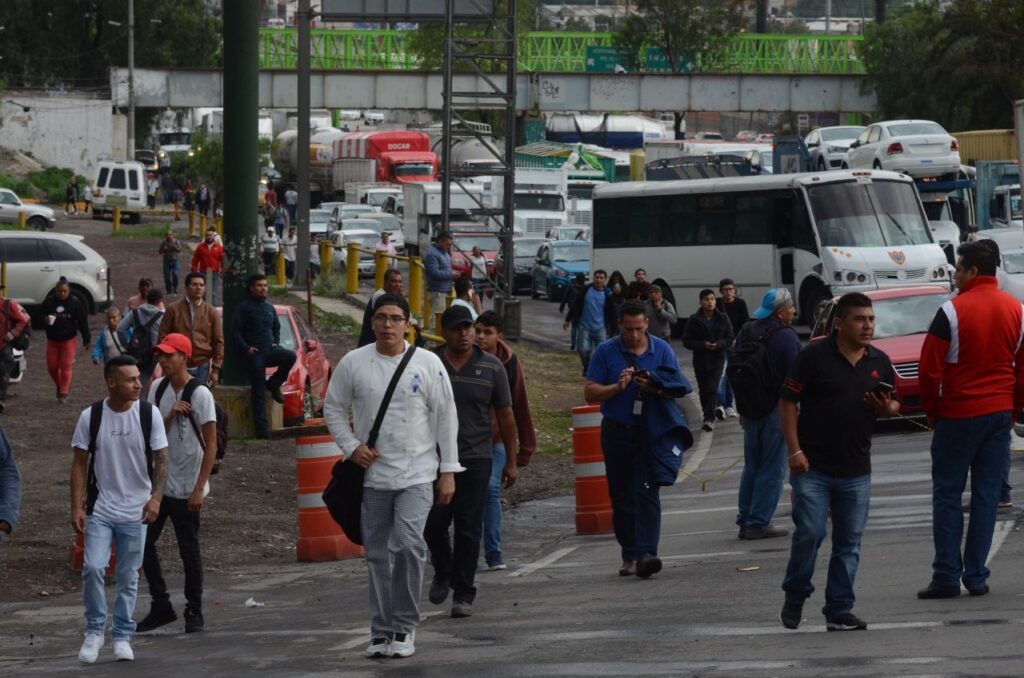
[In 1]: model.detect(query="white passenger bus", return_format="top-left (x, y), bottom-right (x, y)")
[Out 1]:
top-left (592, 170), bottom-right (951, 324)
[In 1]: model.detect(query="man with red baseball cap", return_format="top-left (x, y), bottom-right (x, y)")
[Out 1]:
top-left (136, 333), bottom-right (218, 635)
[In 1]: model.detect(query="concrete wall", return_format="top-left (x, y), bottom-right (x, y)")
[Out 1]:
top-left (0, 91), bottom-right (116, 177)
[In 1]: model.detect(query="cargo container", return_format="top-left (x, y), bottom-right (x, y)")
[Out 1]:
top-left (949, 129), bottom-right (1017, 166)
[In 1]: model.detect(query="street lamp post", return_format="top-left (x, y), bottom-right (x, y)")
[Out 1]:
top-left (128, 0), bottom-right (135, 158)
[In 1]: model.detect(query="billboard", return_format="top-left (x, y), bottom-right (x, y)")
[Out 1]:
top-left (321, 0), bottom-right (496, 21)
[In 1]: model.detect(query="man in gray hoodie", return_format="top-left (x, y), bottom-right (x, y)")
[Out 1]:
top-left (643, 284), bottom-right (677, 341)
top-left (118, 288), bottom-right (165, 398)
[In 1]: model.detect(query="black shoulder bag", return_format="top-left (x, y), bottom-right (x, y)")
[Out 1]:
top-left (322, 345), bottom-right (417, 545)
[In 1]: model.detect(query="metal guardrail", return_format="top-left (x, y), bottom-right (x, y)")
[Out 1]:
top-left (258, 29), bottom-right (865, 75)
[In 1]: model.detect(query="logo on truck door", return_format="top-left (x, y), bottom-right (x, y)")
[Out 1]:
top-left (888, 250), bottom-right (906, 265)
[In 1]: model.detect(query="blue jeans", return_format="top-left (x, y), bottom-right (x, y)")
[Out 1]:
top-left (83, 514), bottom-right (147, 640)
top-left (601, 420), bottom-right (661, 562)
top-left (187, 362), bottom-right (211, 385)
top-left (163, 259), bottom-right (180, 294)
top-left (245, 346), bottom-right (297, 437)
top-left (737, 409), bottom-right (786, 533)
top-left (577, 325), bottom-right (607, 374)
top-left (202, 271), bottom-right (220, 306)
top-left (782, 470), bottom-right (870, 619)
top-left (929, 412), bottom-right (1011, 589)
top-left (482, 442), bottom-right (506, 566)
top-left (717, 348), bottom-right (734, 408)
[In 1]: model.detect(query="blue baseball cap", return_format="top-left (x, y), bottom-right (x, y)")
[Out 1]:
top-left (752, 288), bottom-right (794, 319)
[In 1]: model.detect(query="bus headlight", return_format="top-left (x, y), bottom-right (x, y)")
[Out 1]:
top-left (840, 270), bottom-right (869, 284)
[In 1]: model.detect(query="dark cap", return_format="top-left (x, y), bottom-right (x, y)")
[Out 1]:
top-left (441, 304), bottom-right (474, 329)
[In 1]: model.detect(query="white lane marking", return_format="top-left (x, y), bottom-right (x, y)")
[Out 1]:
top-left (986, 519), bottom-right (1013, 567)
top-left (680, 424), bottom-right (713, 479)
top-left (509, 546), bottom-right (578, 578)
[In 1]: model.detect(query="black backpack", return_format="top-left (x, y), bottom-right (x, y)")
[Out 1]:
top-left (86, 400), bottom-right (154, 514)
top-left (125, 309), bottom-right (163, 368)
top-left (154, 377), bottom-right (230, 474)
top-left (726, 323), bottom-right (792, 419)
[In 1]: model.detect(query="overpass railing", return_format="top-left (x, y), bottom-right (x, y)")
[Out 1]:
top-left (258, 29), bottom-right (865, 75)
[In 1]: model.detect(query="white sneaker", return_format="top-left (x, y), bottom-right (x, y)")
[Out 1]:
top-left (714, 406), bottom-right (726, 420)
top-left (725, 407), bottom-right (738, 418)
top-left (112, 639), bottom-right (134, 661)
top-left (78, 633), bottom-right (104, 664)
top-left (364, 637), bottom-right (390, 658)
top-left (391, 630), bottom-right (415, 658)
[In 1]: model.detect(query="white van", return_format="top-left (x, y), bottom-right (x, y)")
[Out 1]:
top-left (91, 160), bottom-right (147, 223)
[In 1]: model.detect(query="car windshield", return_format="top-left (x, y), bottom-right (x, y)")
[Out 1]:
top-left (514, 194), bottom-right (565, 212)
top-left (309, 210), bottom-right (331, 224)
top-left (366, 192), bottom-right (396, 207)
top-left (1002, 251), bottom-right (1024, 274)
top-left (453, 235), bottom-right (500, 253)
top-left (568, 185), bottom-right (596, 199)
top-left (158, 132), bottom-right (191, 146)
top-left (365, 214), bottom-right (401, 231)
top-left (809, 179), bottom-right (933, 247)
top-left (871, 293), bottom-right (951, 340)
top-left (555, 227), bottom-right (587, 240)
top-left (349, 234), bottom-right (380, 251)
top-left (886, 122), bottom-right (946, 136)
top-left (922, 199), bottom-right (952, 222)
top-left (550, 245), bottom-right (589, 263)
top-left (343, 220), bottom-right (383, 233)
top-left (277, 314), bottom-right (298, 351)
top-left (393, 163), bottom-right (434, 177)
top-left (820, 127), bottom-right (863, 141)
top-left (513, 240), bottom-right (544, 257)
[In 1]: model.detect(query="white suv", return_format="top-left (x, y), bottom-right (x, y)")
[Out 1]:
top-left (0, 232), bottom-right (113, 318)
top-left (0, 188), bottom-right (57, 231)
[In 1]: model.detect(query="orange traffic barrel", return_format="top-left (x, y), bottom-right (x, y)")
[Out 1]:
top-left (572, 405), bottom-right (613, 535)
top-left (295, 435), bottom-right (364, 562)
top-left (68, 533), bottom-right (116, 575)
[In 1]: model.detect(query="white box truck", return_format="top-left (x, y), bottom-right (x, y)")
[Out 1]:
top-left (402, 182), bottom-right (485, 256)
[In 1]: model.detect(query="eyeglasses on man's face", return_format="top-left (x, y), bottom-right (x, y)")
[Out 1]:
top-left (373, 314), bottom-right (407, 326)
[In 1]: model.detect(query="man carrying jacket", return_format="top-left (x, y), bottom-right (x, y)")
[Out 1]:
top-left (231, 275), bottom-right (296, 439)
top-left (683, 289), bottom-right (734, 431)
top-left (424, 232), bottom-right (454, 333)
top-left (917, 241), bottom-right (1024, 600)
top-left (0, 286), bottom-right (29, 414)
top-left (190, 229), bottom-right (224, 306)
top-left (158, 272), bottom-right (224, 386)
top-left (564, 269), bottom-right (612, 375)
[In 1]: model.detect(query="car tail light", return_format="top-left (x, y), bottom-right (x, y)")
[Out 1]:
top-left (96, 264), bottom-right (108, 281)
top-left (886, 142), bottom-right (904, 155)
top-left (950, 138), bottom-right (959, 151)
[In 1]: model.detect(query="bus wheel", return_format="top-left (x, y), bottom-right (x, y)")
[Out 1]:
top-left (801, 283), bottom-right (830, 328)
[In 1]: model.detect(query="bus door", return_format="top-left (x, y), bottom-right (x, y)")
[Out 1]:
top-left (774, 191), bottom-right (818, 305)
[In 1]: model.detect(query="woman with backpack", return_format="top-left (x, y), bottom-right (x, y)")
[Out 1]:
top-left (42, 278), bottom-right (91, 403)
top-left (118, 288), bottom-right (165, 399)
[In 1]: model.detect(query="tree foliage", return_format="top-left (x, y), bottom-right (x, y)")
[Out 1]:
top-left (406, 0), bottom-right (535, 72)
top-left (0, 0), bottom-right (222, 89)
top-left (861, 0), bottom-right (1024, 130)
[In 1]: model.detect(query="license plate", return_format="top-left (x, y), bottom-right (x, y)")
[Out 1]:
top-left (106, 195), bottom-right (128, 207)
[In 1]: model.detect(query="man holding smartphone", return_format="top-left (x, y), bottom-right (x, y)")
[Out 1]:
top-left (777, 292), bottom-right (898, 632)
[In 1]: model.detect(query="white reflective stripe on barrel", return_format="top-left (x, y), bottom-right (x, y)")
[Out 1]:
top-left (296, 441), bottom-right (343, 460)
top-left (297, 492), bottom-right (326, 510)
top-left (574, 461), bottom-right (606, 479)
top-left (571, 411), bottom-right (603, 430)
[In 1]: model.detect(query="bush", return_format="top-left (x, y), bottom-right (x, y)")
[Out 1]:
top-left (26, 167), bottom-right (87, 203)
top-left (0, 172), bottom-right (35, 198)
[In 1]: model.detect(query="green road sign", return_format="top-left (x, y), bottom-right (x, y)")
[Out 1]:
top-left (645, 48), bottom-right (695, 74)
top-left (585, 46), bottom-right (633, 73)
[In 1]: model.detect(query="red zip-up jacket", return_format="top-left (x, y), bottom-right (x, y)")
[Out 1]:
top-left (919, 276), bottom-right (1024, 420)
top-left (191, 241), bottom-right (223, 274)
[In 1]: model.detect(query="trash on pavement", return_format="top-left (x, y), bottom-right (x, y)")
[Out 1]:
top-left (244, 597), bottom-right (266, 608)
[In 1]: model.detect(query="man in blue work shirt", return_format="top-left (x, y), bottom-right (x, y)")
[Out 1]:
top-left (565, 269), bottom-right (612, 375)
top-left (584, 300), bottom-right (683, 579)
top-left (231, 274), bottom-right (297, 439)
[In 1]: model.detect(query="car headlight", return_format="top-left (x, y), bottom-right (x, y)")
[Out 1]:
top-left (514, 265), bottom-right (529, 274)
top-left (827, 145), bottom-right (846, 153)
top-left (551, 267), bottom-right (567, 279)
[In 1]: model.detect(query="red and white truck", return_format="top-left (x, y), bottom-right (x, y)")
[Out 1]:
top-left (331, 131), bottom-right (437, 199)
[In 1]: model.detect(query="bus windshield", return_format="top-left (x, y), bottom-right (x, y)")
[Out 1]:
top-left (808, 180), bottom-right (933, 248)
top-left (158, 132), bottom-right (190, 146)
top-left (514, 194), bottom-right (565, 212)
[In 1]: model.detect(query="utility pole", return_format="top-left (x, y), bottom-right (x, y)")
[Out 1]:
top-left (293, 0), bottom-right (311, 286)
top-left (127, 0), bottom-right (135, 158)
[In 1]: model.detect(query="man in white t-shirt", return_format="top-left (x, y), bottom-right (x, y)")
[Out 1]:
top-left (70, 355), bottom-right (169, 664)
top-left (136, 333), bottom-right (218, 635)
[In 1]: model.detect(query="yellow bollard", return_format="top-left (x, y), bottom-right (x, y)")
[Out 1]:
top-left (215, 216), bottom-right (224, 239)
top-left (319, 239), bottom-right (333, 274)
top-left (1, 261), bottom-right (7, 290)
top-left (199, 214), bottom-right (208, 235)
top-left (374, 250), bottom-right (388, 290)
top-left (112, 207), bottom-right (121, 234)
top-left (345, 242), bottom-right (358, 294)
top-left (408, 257), bottom-right (424, 320)
top-left (17, 212), bottom-right (26, 229)
top-left (188, 211), bottom-right (195, 237)
top-left (275, 251), bottom-right (286, 286)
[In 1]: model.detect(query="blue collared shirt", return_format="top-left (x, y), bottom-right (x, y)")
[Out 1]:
top-left (585, 334), bottom-right (681, 425)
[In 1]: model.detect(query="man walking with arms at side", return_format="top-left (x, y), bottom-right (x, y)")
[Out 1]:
top-left (917, 241), bottom-right (1024, 599)
top-left (324, 294), bottom-right (461, 659)
top-left (159, 272), bottom-right (224, 386)
top-left (191, 228), bottom-right (224, 306)
top-left (778, 293), bottom-right (898, 631)
top-left (424, 232), bottom-right (455, 333)
top-left (584, 301), bottom-right (687, 579)
top-left (564, 269), bottom-right (612, 375)
top-left (717, 278), bottom-right (749, 419)
top-left (136, 334), bottom-right (217, 635)
top-left (427, 305), bottom-right (518, 618)
top-left (732, 288), bottom-right (801, 540)
top-left (683, 289), bottom-right (734, 432)
top-left (70, 355), bottom-right (169, 663)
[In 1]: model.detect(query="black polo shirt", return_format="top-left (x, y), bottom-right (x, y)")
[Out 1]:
top-left (779, 335), bottom-right (895, 477)
top-left (436, 345), bottom-right (512, 462)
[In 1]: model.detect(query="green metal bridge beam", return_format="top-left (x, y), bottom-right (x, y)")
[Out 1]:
top-left (258, 29), bottom-right (864, 75)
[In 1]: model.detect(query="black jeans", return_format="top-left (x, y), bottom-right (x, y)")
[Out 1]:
top-left (0, 345), bottom-right (13, 402)
top-left (601, 420), bottom-right (661, 562)
top-left (141, 496), bottom-right (203, 611)
top-left (425, 457), bottom-right (492, 604)
top-left (245, 346), bottom-right (297, 437)
top-left (694, 360), bottom-right (725, 422)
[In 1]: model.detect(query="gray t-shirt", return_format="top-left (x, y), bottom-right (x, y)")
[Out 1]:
top-left (435, 345), bottom-right (511, 461)
top-left (149, 378), bottom-right (217, 499)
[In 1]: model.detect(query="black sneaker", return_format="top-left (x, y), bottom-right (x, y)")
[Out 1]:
top-left (428, 578), bottom-right (450, 605)
top-left (184, 607), bottom-right (204, 633)
top-left (826, 612), bottom-right (867, 631)
top-left (743, 525), bottom-right (789, 540)
top-left (967, 584), bottom-right (990, 597)
top-left (779, 601), bottom-right (803, 629)
top-left (267, 383), bottom-right (284, 404)
top-left (136, 604), bottom-right (177, 633)
top-left (917, 582), bottom-right (961, 599)
top-left (635, 555), bottom-right (662, 579)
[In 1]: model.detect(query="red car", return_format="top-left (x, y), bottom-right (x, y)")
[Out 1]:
top-left (450, 232), bottom-right (500, 281)
top-left (215, 305), bottom-right (332, 427)
top-left (810, 285), bottom-right (952, 415)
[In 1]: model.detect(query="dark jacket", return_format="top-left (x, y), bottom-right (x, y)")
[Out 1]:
top-left (232, 296), bottom-right (280, 352)
top-left (41, 292), bottom-right (90, 344)
top-left (718, 297), bottom-right (750, 337)
top-left (489, 340), bottom-right (537, 466)
top-left (643, 364), bottom-right (694, 486)
top-left (566, 283), bottom-right (614, 334)
top-left (682, 309), bottom-right (733, 369)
